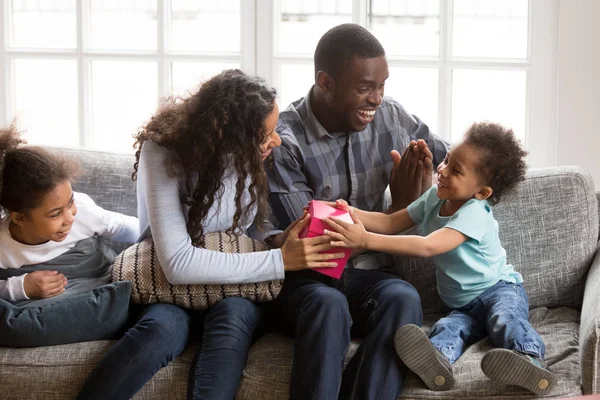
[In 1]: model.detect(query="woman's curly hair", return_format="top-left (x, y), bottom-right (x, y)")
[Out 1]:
top-left (132, 69), bottom-right (277, 244)
top-left (464, 122), bottom-right (528, 205)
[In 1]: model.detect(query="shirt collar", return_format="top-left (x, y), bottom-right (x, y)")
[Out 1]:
top-left (299, 87), bottom-right (333, 145)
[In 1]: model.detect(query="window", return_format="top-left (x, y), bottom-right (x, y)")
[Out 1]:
top-left (0, 0), bottom-right (558, 166)
top-left (0, 0), bottom-right (246, 152)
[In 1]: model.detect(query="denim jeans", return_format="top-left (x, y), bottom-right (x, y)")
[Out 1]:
top-left (77, 303), bottom-right (191, 400)
top-left (188, 297), bottom-right (264, 400)
top-left (78, 298), bottom-right (264, 400)
top-left (429, 280), bottom-right (545, 364)
top-left (276, 268), bottom-right (423, 400)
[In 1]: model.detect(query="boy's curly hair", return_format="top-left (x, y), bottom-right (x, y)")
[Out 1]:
top-left (132, 69), bottom-right (277, 244)
top-left (464, 122), bottom-right (528, 205)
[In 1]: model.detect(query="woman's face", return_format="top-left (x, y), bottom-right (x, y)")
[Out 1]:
top-left (260, 103), bottom-right (281, 160)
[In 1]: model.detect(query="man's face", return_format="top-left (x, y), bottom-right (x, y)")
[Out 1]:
top-left (327, 55), bottom-right (389, 133)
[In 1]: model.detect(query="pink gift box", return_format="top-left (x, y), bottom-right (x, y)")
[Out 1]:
top-left (299, 200), bottom-right (353, 279)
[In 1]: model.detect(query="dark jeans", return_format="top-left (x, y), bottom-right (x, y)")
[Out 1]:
top-left (78, 297), bottom-right (264, 400)
top-left (276, 268), bottom-right (423, 400)
top-left (77, 303), bottom-right (191, 400)
top-left (429, 280), bottom-right (545, 363)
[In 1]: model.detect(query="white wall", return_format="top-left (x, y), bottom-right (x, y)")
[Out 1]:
top-left (557, 0), bottom-right (600, 189)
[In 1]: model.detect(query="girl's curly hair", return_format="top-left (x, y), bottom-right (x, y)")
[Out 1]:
top-left (132, 69), bottom-right (277, 244)
top-left (0, 123), bottom-right (79, 214)
top-left (463, 122), bottom-right (528, 205)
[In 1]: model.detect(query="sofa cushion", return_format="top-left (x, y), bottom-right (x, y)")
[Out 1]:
top-left (49, 148), bottom-right (137, 217)
top-left (237, 307), bottom-right (582, 400)
top-left (390, 167), bottom-right (598, 315)
top-left (0, 340), bottom-right (195, 399)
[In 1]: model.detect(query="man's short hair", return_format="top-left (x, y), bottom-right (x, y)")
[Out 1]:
top-left (314, 23), bottom-right (385, 79)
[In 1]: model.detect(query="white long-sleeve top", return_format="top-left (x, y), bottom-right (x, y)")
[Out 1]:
top-left (136, 141), bottom-right (285, 285)
top-left (0, 192), bottom-right (139, 301)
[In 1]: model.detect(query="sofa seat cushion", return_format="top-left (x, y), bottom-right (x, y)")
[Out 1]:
top-left (0, 340), bottom-right (195, 400)
top-left (237, 307), bottom-right (582, 400)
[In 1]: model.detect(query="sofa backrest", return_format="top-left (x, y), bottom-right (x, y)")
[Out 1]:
top-left (49, 148), bottom-right (138, 217)
top-left (51, 148), bottom-right (599, 313)
top-left (393, 166), bottom-right (599, 314)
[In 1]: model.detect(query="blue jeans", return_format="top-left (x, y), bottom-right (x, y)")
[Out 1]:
top-left (429, 280), bottom-right (545, 364)
top-left (78, 298), bottom-right (263, 400)
top-left (77, 303), bottom-right (191, 400)
top-left (188, 297), bottom-right (264, 400)
top-left (277, 268), bottom-right (423, 400)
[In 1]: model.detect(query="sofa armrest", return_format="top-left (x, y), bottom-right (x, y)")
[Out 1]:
top-left (580, 242), bottom-right (600, 394)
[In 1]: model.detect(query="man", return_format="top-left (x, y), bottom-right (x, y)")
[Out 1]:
top-left (266, 24), bottom-right (449, 400)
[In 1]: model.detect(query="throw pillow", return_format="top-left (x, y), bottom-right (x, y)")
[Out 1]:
top-left (112, 232), bottom-right (283, 310)
top-left (0, 281), bottom-right (131, 348)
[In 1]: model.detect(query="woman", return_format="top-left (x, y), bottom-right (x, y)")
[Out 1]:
top-left (83, 69), bottom-right (340, 400)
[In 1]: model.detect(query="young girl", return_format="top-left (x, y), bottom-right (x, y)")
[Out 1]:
top-left (0, 124), bottom-right (138, 302)
top-left (0, 125), bottom-right (190, 400)
top-left (322, 122), bottom-right (556, 395)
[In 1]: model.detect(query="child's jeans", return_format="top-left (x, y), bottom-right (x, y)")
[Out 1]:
top-left (429, 280), bottom-right (545, 364)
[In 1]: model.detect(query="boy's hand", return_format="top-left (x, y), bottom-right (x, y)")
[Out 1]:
top-left (322, 209), bottom-right (370, 250)
top-left (23, 270), bottom-right (67, 299)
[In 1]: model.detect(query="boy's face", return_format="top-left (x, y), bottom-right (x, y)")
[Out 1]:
top-left (324, 55), bottom-right (389, 133)
top-left (436, 142), bottom-right (492, 203)
top-left (10, 180), bottom-right (77, 245)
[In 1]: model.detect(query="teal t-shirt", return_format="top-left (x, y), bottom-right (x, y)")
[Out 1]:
top-left (407, 186), bottom-right (523, 308)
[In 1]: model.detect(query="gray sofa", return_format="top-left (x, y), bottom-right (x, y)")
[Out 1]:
top-left (1, 147), bottom-right (599, 400)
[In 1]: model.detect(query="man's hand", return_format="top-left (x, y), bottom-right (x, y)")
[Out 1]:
top-left (389, 140), bottom-right (433, 211)
top-left (23, 270), bottom-right (67, 299)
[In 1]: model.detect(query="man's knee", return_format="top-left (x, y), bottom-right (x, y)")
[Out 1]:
top-left (374, 279), bottom-right (423, 323)
top-left (299, 286), bottom-right (350, 323)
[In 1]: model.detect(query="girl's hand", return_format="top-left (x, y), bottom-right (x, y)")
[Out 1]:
top-left (280, 213), bottom-right (345, 271)
top-left (23, 270), bottom-right (67, 299)
top-left (322, 209), bottom-right (370, 250)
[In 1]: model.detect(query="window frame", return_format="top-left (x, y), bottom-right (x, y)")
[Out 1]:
top-left (256, 0), bottom-right (559, 168)
top-left (0, 0), bottom-right (257, 149)
top-left (0, 0), bottom-right (558, 167)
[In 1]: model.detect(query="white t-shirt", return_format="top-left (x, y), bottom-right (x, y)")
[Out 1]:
top-left (0, 192), bottom-right (139, 301)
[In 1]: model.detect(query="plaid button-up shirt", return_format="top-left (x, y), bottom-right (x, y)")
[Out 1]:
top-left (266, 90), bottom-right (449, 269)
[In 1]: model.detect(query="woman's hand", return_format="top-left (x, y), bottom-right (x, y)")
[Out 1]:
top-left (280, 213), bottom-right (345, 271)
top-left (23, 270), bottom-right (67, 299)
top-left (322, 209), bottom-right (370, 250)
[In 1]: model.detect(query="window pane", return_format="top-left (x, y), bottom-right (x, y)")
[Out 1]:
top-left (171, 1), bottom-right (240, 52)
top-left (10, 0), bottom-right (76, 49)
top-left (369, 0), bottom-right (439, 57)
top-left (452, 69), bottom-right (526, 142)
top-left (386, 67), bottom-right (438, 133)
top-left (171, 62), bottom-right (241, 97)
top-left (277, 0), bottom-right (352, 54)
top-left (90, 0), bottom-right (157, 51)
top-left (453, 0), bottom-right (528, 59)
top-left (14, 59), bottom-right (79, 147)
top-left (278, 64), bottom-right (315, 110)
top-left (91, 61), bottom-right (158, 152)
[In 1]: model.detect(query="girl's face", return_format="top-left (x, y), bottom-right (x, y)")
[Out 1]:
top-left (9, 180), bottom-right (77, 245)
top-left (260, 103), bottom-right (281, 160)
top-left (436, 142), bottom-right (492, 204)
